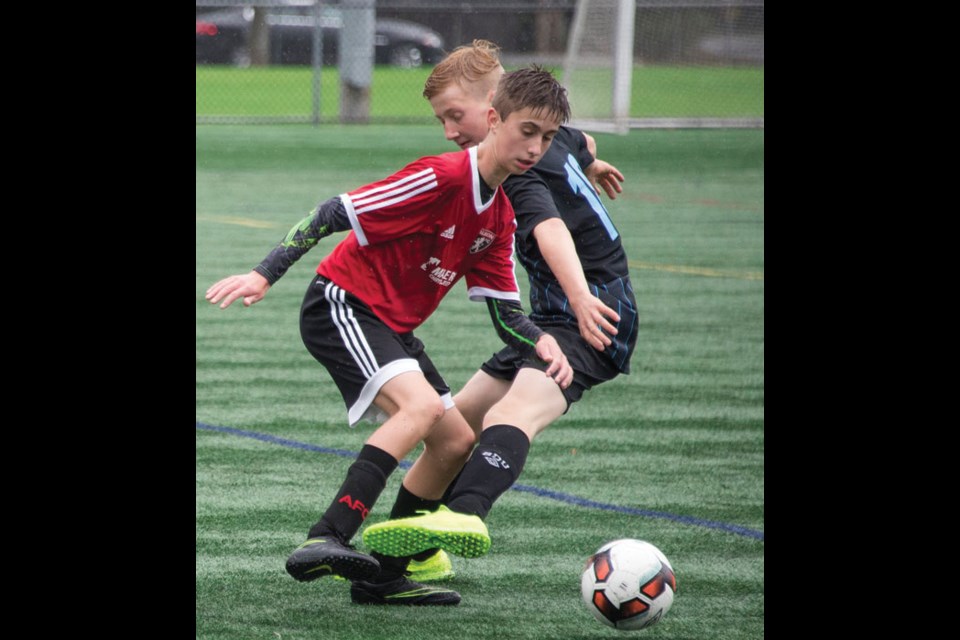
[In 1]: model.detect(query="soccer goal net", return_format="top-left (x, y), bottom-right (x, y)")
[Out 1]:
top-left (562, 0), bottom-right (764, 133)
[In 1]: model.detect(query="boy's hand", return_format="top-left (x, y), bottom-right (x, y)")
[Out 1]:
top-left (569, 294), bottom-right (620, 352)
top-left (205, 271), bottom-right (271, 309)
top-left (535, 334), bottom-right (574, 389)
top-left (585, 159), bottom-right (624, 200)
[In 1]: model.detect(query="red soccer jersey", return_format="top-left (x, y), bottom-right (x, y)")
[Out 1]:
top-left (317, 146), bottom-right (521, 333)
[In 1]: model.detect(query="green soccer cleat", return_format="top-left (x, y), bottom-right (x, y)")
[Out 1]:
top-left (407, 549), bottom-right (455, 582)
top-left (285, 537), bottom-right (380, 582)
top-left (362, 505), bottom-right (491, 559)
top-left (350, 575), bottom-right (461, 606)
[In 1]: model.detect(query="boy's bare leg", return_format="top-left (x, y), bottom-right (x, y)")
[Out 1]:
top-left (481, 367), bottom-right (568, 439)
top-left (401, 407), bottom-right (475, 500)
top-left (366, 371), bottom-right (448, 461)
top-left (453, 369), bottom-right (512, 436)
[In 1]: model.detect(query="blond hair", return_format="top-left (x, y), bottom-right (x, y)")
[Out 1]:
top-left (423, 39), bottom-right (504, 101)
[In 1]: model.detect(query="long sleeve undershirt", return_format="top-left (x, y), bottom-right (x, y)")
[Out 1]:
top-left (253, 197), bottom-right (350, 285)
top-left (486, 297), bottom-right (545, 359)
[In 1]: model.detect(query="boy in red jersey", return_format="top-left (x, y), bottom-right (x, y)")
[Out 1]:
top-left (205, 66), bottom-right (572, 607)
top-left (362, 41), bottom-right (638, 584)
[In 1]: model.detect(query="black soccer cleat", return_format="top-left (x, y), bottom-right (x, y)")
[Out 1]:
top-left (350, 575), bottom-right (462, 606)
top-left (285, 537), bottom-right (380, 582)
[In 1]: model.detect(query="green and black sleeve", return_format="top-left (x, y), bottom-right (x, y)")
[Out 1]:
top-left (253, 197), bottom-right (351, 285)
top-left (485, 297), bottom-right (546, 360)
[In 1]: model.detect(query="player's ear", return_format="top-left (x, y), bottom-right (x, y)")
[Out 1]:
top-left (487, 107), bottom-right (501, 132)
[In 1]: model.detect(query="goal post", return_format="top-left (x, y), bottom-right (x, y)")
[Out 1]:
top-left (563, 0), bottom-right (635, 134)
top-left (562, 0), bottom-right (765, 133)
top-left (612, 0), bottom-right (636, 132)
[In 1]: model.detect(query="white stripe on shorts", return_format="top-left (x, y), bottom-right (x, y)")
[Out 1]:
top-left (325, 281), bottom-right (379, 379)
top-left (349, 358), bottom-right (421, 427)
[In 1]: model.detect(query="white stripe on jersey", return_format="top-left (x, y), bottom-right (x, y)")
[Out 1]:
top-left (351, 168), bottom-right (438, 213)
top-left (325, 281), bottom-right (379, 379)
top-left (353, 179), bottom-right (438, 214)
top-left (351, 167), bottom-right (434, 201)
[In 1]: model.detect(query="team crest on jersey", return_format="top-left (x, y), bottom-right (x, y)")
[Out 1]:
top-left (470, 229), bottom-right (496, 254)
top-left (421, 257), bottom-right (457, 287)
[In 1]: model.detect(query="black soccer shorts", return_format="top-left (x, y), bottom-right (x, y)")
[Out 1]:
top-left (300, 275), bottom-right (453, 426)
top-left (480, 324), bottom-right (625, 407)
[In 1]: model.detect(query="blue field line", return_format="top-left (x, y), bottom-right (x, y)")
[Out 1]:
top-left (196, 421), bottom-right (764, 542)
top-left (510, 484), bottom-right (764, 541)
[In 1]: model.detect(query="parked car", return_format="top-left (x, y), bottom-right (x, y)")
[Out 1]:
top-left (196, 5), bottom-right (444, 67)
top-left (697, 33), bottom-right (764, 65)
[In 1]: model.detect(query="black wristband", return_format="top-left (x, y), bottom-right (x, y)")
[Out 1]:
top-left (252, 264), bottom-right (278, 286)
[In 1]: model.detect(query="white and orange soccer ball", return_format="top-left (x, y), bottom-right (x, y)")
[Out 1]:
top-left (580, 539), bottom-right (677, 631)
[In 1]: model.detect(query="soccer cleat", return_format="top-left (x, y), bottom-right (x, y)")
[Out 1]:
top-left (407, 549), bottom-right (455, 582)
top-left (285, 537), bottom-right (380, 582)
top-left (350, 575), bottom-right (461, 606)
top-left (332, 549), bottom-right (454, 582)
top-left (362, 505), bottom-right (491, 559)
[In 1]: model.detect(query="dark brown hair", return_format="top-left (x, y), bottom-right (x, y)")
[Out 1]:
top-left (492, 65), bottom-right (571, 124)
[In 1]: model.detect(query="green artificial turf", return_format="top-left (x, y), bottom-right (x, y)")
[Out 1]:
top-left (196, 124), bottom-right (763, 639)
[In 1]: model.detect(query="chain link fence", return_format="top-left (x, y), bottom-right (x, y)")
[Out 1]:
top-left (196, 0), bottom-right (763, 125)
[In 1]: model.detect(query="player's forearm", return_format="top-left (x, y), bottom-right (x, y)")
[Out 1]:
top-left (486, 297), bottom-right (545, 359)
top-left (532, 218), bottom-right (594, 306)
top-left (253, 197), bottom-right (350, 284)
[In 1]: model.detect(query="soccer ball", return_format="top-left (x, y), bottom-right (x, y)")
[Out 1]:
top-left (580, 539), bottom-right (676, 631)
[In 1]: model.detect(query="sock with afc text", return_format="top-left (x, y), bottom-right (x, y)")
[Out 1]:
top-left (308, 444), bottom-right (398, 543)
top-left (446, 424), bottom-right (530, 520)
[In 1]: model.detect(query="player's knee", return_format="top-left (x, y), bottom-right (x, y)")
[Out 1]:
top-left (402, 395), bottom-right (446, 433)
top-left (447, 419), bottom-right (477, 462)
top-left (423, 418), bottom-right (474, 472)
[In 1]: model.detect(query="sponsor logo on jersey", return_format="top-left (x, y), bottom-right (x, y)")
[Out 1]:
top-left (470, 229), bottom-right (496, 254)
top-left (429, 266), bottom-right (457, 287)
top-left (421, 257), bottom-right (457, 287)
top-left (440, 225), bottom-right (456, 239)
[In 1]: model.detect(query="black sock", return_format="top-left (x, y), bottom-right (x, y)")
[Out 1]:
top-left (446, 425), bottom-right (530, 520)
top-left (395, 484), bottom-right (443, 562)
top-left (439, 468), bottom-right (464, 505)
top-left (391, 483), bottom-right (442, 519)
top-left (371, 484), bottom-right (444, 578)
top-left (307, 444), bottom-right (398, 542)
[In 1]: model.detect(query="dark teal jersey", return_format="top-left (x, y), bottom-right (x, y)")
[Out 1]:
top-left (502, 126), bottom-right (638, 373)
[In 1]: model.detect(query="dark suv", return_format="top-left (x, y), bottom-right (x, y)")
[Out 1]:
top-left (196, 5), bottom-right (445, 68)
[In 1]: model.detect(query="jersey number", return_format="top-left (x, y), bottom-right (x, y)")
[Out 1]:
top-left (564, 154), bottom-right (619, 240)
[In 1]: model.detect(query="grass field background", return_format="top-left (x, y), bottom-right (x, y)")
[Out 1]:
top-left (195, 65), bottom-right (764, 119)
top-left (196, 124), bottom-right (764, 639)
